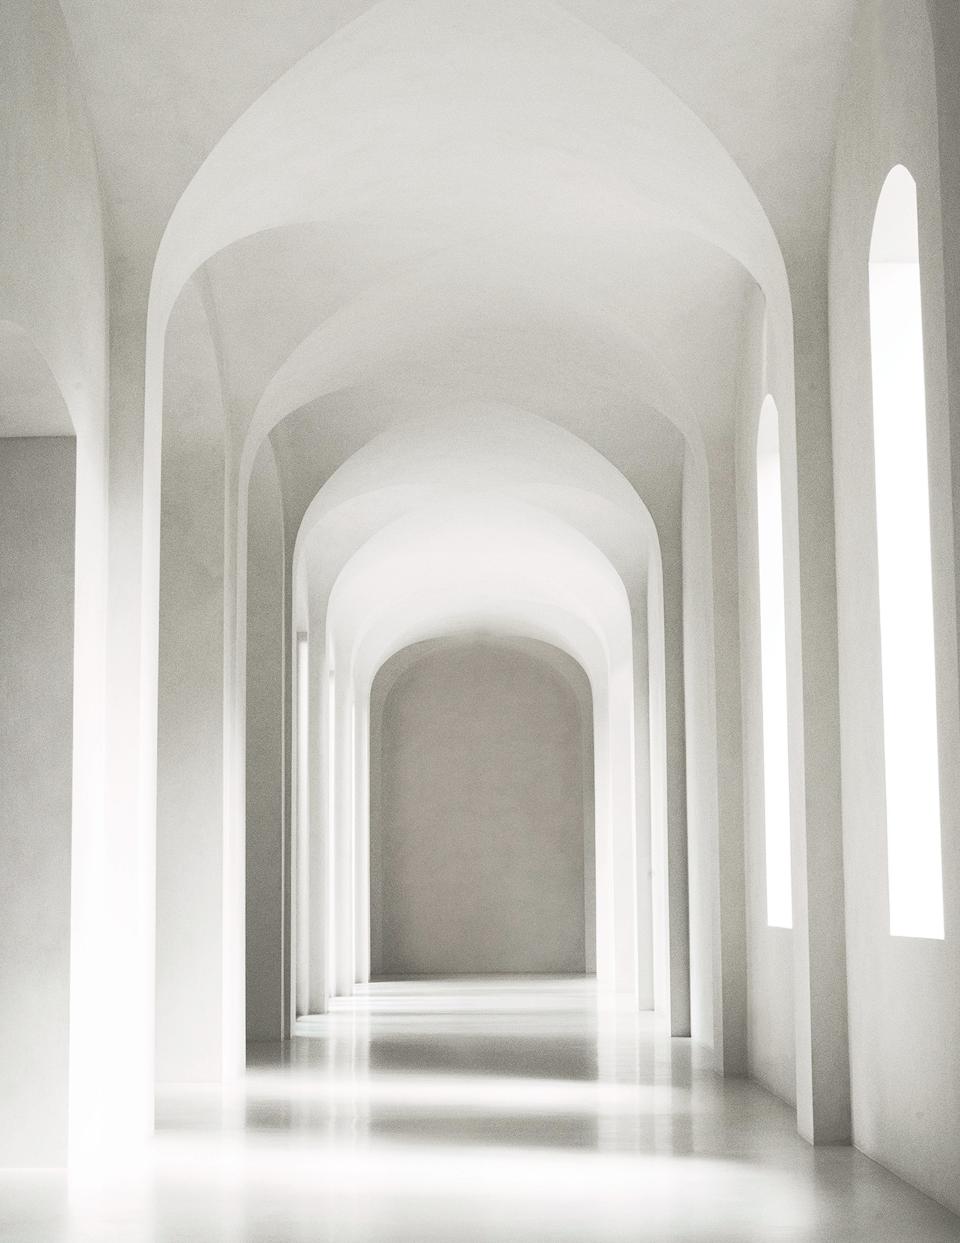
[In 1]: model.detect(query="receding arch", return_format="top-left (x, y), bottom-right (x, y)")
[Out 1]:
top-left (139, 0), bottom-right (800, 1097)
top-left (276, 484), bottom-right (666, 1035)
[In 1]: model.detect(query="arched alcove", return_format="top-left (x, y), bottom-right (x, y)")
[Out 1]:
top-left (369, 636), bottom-right (595, 979)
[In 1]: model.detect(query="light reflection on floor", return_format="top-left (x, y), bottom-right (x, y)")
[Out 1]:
top-left (3, 977), bottom-right (960, 1241)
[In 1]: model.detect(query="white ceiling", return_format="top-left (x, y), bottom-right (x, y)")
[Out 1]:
top-left (59, 0), bottom-right (858, 266)
top-left (56, 0), bottom-right (860, 574)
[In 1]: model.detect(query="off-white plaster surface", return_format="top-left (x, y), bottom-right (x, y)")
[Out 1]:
top-left (155, 280), bottom-right (227, 1083)
top-left (370, 640), bottom-right (592, 977)
top-left (735, 295), bottom-right (797, 1108)
top-left (830, 0), bottom-right (960, 1212)
top-left (245, 444), bottom-right (286, 1042)
top-left (292, 412), bottom-right (669, 1015)
top-left (0, 438), bottom-right (76, 1165)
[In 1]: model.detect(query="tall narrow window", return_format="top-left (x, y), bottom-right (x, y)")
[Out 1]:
top-left (295, 634), bottom-right (310, 1011)
top-left (297, 635), bottom-right (310, 837)
top-left (757, 396), bottom-right (792, 928)
top-left (325, 665), bottom-right (337, 990)
top-left (869, 165), bottom-right (944, 939)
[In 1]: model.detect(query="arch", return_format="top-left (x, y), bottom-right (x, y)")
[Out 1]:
top-left (297, 495), bottom-right (647, 1017)
top-left (233, 224), bottom-right (735, 480)
top-left (142, 0), bottom-right (795, 529)
top-left (291, 407), bottom-right (660, 613)
top-left (148, 0), bottom-right (792, 346)
top-left (138, 0), bottom-right (799, 1092)
top-left (282, 411), bottom-right (673, 1018)
top-left (869, 164), bottom-right (944, 939)
top-left (369, 635), bottom-right (595, 979)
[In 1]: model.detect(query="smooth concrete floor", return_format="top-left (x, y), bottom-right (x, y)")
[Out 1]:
top-left (3, 977), bottom-right (960, 1241)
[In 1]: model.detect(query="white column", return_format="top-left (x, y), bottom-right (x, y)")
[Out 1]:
top-left (789, 271), bottom-right (850, 1143)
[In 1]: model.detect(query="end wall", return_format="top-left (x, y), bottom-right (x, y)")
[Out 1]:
top-left (370, 637), bottom-right (594, 978)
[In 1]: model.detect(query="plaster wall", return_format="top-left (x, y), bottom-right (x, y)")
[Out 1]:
top-left (297, 431), bottom-right (655, 1006)
top-left (654, 497), bottom-right (691, 1033)
top-left (370, 639), bottom-right (593, 977)
top-left (0, 438), bottom-right (76, 1164)
top-left (155, 279), bottom-right (227, 1082)
top-left (0, 0), bottom-right (105, 432)
top-left (245, 444), bottom-right (286, 1041)
top-left (1, 0), bottom-right (111, 1158)
top-left (830, 0), bottom-right (960, 1211)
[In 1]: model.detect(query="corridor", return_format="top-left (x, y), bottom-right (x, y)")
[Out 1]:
top-left (5, 979), bottom-right (958, 1242)
top-left (5, 0), bottom-right (960, 1231)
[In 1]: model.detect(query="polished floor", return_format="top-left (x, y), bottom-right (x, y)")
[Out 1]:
top-left (3, 977), bottom-right (959, 1241)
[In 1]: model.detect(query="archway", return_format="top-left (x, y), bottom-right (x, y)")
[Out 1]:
top-left (140, 0), bottom-right (802, 1107)
top-left (295, 495), bottom-right (646, 1021)
top-left (369, 636), bottom-right (595, 981)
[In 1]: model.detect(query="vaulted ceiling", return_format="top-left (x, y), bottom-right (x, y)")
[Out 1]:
top-left (57, 0), bottom-right (861, 558)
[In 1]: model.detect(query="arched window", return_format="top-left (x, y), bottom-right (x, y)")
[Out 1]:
top-left (757, 396), bottom-right (792, 928)
top-left (869, 165), bottom-right (944, 939)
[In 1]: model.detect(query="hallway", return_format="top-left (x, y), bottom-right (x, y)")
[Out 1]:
top-left (6, 0), bottom-right (960, 1230)
top-left (6, 979), bottom-right (958, 1242)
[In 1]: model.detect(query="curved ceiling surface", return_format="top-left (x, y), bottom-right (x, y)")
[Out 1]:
top-left (60, 0), bottom-right (858, 273)
top-left (53, 0), bottom-right (865, 526)
top-left (326, 498), bottom-right (634, 691)
top-left (296, 409), bottom-right (661, 625)
top-left (138, 0), bottom-right (803, 502)
top-left (153, 0), bottom-right (788, 322)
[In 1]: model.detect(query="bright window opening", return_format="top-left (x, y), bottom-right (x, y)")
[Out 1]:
top-left (869, 165), bottom-right (944, 940)
top-left (296, 635), bottom-right (310, 839)
top-left (757, 396), bottom-right (792, 929)
top-left (326, 665), bottom-right (337, 989)
top-left (295, 634), bottom-right (310, 1009)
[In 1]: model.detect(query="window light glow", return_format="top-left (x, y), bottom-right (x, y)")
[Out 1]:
top-left (869, 165), bottom-right (944, 939)
top-left (757, 397), bottom-right (792, 929)
top-left (295, 635), bottom-right (310, 1011)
